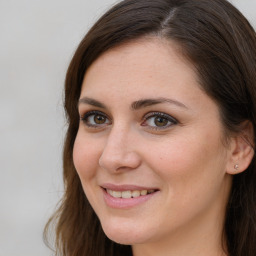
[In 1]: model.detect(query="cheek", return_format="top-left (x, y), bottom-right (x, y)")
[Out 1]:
top-left (144, 133), bottom-right (227, 194)
top-left (73, 133), bottom-right (101, 180)
top-left (142, 135), bottom-right (230, 230)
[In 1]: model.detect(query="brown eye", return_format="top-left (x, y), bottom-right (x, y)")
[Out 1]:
top-left (154, 117), bottom-right (169, 127)
top-left (94, 115), bottom-right (106, 124)
top-left (81, 111), bottom-right (111, 127)
top-left (142, 112), bottom-right (178, 130)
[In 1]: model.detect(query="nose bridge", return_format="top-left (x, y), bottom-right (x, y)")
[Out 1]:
top-left (103, 123), bottom-right (131, 159)
top-left (108, 123), bottom-right (128, 148)
top-left (99, 123), bottom-right (141, 172)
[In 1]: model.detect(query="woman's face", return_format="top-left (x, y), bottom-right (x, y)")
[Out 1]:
top-left (73, 39), bottom-right (233, 247)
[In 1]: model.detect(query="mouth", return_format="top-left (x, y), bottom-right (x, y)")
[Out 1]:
top-left (101, 184), bottom-right (159, 209)
top-left (104, 188), bottom-right (157, 199)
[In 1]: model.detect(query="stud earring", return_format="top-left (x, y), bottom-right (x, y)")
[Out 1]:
top-left (234, 164), bottom-right (239, 170)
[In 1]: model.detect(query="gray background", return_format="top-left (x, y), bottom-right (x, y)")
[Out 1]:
top-left (0, 0), bottom-right (255, 255)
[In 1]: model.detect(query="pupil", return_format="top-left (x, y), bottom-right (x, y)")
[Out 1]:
top-left (94, 115), bottom-right (105, 124)
top-left (155, 117), bottom-right (168, 126)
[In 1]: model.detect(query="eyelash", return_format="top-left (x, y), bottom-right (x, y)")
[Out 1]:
top-left (80, 110), bottom-right (111, 128)
top-left (80, 110), bottom-right (178, 130)
top-left (142, 112), bottom-right (178, 130)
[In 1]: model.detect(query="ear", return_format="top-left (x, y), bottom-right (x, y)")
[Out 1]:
top-left (226, 121), bottom-right (255, 175)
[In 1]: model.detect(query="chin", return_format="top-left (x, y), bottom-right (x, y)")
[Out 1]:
top-left (100, 219), bottom-right (151, 245)
top-left (105, 233), bottom-right (135, 245)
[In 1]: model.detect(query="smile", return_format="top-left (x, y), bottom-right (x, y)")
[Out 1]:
top-left (106, 189), bottom-right (156, 199)
top-left (101, 184), bottom-right (159, 209)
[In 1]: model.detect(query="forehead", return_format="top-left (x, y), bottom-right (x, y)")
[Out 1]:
top-left (81, 38), bottom-right (199, 96)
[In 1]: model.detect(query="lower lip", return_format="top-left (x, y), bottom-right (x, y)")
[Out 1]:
top-left (102, 189), bottom-right (158, 209)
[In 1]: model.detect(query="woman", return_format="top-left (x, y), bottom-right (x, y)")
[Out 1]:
top-left (45, 0), bottom-right (256, 255)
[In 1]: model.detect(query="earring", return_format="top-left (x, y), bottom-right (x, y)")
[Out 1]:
top-left (234, 164), bottom-right (239, 170)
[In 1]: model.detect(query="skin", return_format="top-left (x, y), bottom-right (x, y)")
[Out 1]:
top-left (73, 38), bottom-right (239, 256)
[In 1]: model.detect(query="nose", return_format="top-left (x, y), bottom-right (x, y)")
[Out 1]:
top-left (99, 126), bottom-right (141, 173)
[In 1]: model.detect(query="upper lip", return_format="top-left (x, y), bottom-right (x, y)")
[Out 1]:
top-left (101, 183), bottom-right (159, 191)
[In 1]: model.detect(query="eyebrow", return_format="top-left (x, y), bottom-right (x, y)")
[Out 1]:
top-left (78, 97), bottom-right (107, 109)
top-left (131, 97), bottom-right (188, 110)
top-left (78, 97), bottom-right (188, 110)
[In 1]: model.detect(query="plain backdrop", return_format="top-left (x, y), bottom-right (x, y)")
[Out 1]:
top-left (0, 0), bottom-right (255, 255)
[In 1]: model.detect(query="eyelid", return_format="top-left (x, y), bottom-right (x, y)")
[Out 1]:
top-left (80, 110), bottom-right (107, 119)
top-left (141, 111), bottom-right (178, 129)
top-left (143, 111), bottom-right (177, 121)
top-left (80, 110), bottom-right (111, 127)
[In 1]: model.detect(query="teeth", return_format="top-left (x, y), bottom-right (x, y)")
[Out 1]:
top-left (132, 190), bottom-right (140, 198)
top-left (122, 191), bottom-right (132, 198)
top-left (107, 189), bottom-right (113, 196)
top-left (112, 191), bottom-right (121, 198)
top-left (140, 190), bottom-right (147, 196)
top-left (106, 189), bottom-right (156, 198)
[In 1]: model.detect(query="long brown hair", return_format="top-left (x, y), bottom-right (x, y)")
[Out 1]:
top-left (44, 0), bottom-right (256, 255)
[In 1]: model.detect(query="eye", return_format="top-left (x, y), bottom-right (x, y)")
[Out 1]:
top-left (80, 111), bottom-right (111, 128)
top-left (141, 112), bottom-right (178, 129)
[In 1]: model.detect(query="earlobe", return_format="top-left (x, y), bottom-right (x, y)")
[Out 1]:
top-left (226, 121), bottom-right (255, 175)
